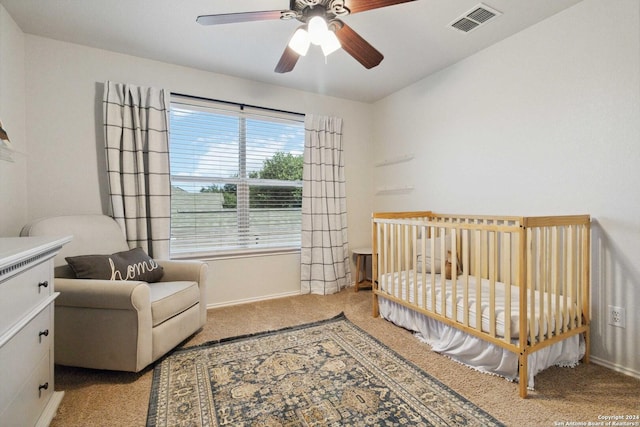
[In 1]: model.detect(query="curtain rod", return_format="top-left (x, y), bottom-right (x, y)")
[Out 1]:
top-left (171, 92), bottom-right (305, 117)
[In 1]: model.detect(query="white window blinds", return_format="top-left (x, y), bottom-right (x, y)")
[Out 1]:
top-left (169, 96), bottom-right (305, 257)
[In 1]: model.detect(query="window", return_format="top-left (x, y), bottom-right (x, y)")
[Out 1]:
top-left (169, 95), bottom-right (305, 257)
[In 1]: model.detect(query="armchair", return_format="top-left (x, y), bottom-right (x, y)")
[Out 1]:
top-left (21, 214), bottom-right (207, 372)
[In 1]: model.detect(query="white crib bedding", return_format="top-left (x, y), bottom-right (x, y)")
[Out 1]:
top-left (378, 295), bottom-right (585, 389)
top-left (379, 270), bottom-right (577, 339)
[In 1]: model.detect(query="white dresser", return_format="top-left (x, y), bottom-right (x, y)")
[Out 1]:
top-left (0, 236), bottom-right (71, 427)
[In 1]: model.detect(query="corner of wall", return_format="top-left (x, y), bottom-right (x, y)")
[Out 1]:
top-left (0, 4), bottom-right (28, 236)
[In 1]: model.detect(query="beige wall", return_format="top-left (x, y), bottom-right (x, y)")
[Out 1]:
top-left (18, 35), bottom-right (374, 306)
top-left (372, 0), bottom-right (640, 379)
top-left (0, 5), bottom-right (27, 236)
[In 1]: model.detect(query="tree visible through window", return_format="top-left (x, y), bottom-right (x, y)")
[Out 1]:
top-left (169, 97), bottom-right (305, 256)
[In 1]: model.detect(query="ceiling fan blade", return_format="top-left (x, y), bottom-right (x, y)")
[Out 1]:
top-left (196, 10), bottom-right (283, 25)
top-left (343, 0), bottom-right (416, 14)
top-left (274, 46), bottom-right (300, 73)
top-left (334, 23), bottom-right (383, 69)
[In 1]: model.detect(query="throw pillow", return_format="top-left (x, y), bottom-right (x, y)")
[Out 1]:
top-left (66, 247), bottom-right (164, 282)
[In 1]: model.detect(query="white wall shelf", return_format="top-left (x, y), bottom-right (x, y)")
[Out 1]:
top-left (375, 185), bottom-right (414, 195)
top-left (374, 153), bottom-right (414, 167)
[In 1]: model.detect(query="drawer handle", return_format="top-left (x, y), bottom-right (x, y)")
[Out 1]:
top-left (38, 281), bottom-right (49, 289)
top-left (39, 329), bottom-right (49, 342)
top-left (38, 382), bottom-right (49, 397)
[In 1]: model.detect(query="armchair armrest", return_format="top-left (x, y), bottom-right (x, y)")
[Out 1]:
top-left (54, 278), bottom-right (150, 311)
top-left (156, 260), bottom-right (207, 284)
top-left (53, 277), bottom-right (153, 372)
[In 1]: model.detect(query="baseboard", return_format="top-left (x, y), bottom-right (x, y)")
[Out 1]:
top-left (206, 290), bottom-right (301, 309)
top-left (590, 356), bottom-right (640, 380)
top-left (36, 391), bottom-right (64, 427)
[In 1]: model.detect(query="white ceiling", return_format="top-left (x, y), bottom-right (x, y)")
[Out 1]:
top-left (1, 0), bottom-right (583, 103)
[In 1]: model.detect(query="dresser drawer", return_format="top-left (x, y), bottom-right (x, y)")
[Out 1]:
top-left (0, 260), bottom-right (52, 337)
top-left (0, 351), bottom-right (53, 427)
top-left (0, 305), bottom-right (53, 410)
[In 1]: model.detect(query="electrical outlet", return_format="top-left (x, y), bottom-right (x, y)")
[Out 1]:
top-left (608, 305), bottom-right (626, 328)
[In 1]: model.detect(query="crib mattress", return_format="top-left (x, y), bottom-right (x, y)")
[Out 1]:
top-left (379, 270), bottom-right (576, 339)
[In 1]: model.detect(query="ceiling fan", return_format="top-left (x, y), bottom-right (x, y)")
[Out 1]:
top-left (196, 0), bottom-right (416, 73)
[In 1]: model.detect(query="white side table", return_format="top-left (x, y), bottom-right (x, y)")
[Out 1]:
top-left (352, 247), bottom-right (372, 292)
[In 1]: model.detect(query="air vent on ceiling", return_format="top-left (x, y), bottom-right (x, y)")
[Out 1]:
top-left (450, 3), bottom-right (501, 33)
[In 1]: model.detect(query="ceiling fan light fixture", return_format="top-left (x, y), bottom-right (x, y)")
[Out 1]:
top-left (288, 27), bottom-right (311, 56)
top-left (199, 0), bottom-right (413, 73)
top-left (308, 16), bottom-right (328, 45)
top-left (321, 30), bottom-right (341, 56)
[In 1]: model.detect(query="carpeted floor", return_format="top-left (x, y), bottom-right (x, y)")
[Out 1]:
top-left (51, 288), bottom-right (639, 426)
top-left (146, 314), bottom-right (503, 426)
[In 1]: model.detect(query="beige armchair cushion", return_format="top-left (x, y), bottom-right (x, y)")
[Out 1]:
top-left (149, 281), bottom-right (199, 327)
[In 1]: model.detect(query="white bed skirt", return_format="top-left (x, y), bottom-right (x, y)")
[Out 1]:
top-left (378, 296), bottom-right (585, 389)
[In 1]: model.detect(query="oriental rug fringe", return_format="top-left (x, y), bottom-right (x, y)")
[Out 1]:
top-left (147, 313), bottom-right (503, 426)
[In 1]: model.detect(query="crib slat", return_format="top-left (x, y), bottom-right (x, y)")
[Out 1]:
top-left (542, 227), bottom-right (550, 340)
top-left (489, 230), bottom-right (497, 338)
top-left (545, 228), bottom-right (551, 342)
top-left (462, 229), bottom-right (470, 327)
top-left (421, 225), bottom-right (427, 310)
top-left (451, 228), bottom-right (458, 324)
top-left (537, 227), bottom-right (545, 343)
top-left (398, 223), bottom-right (403, 299)
top-left (552, 227), bottom-right (560, 337)
top-left (395, 224), bottom-right (400, 297)
top-left (430, 226), bottom-right (436, 313)
top-left (385, 222), bottom-right (390, 276)
top-left (399, 223), bottom-right (404, 299)
top-left (559, 226), bottom-right (565, 333)
top-left (390, 224), bottom-right (396, 298)
top-left (412, 225), bottom-right (418, 307)
top-left (503, 232), bottom-right (511, 342)
top-left (565, 226), bottom-right (575, 329)
top-left (544, 226), bottom-right (554, 338)
top-left (567, 225), bottom-right (575, 330)
top-left (403, 224), bottom-right (410, 303)
top-left (475, 229), bottom-right (482, 332)
top-left (439, 227), bottom-right (447, 318)
top-left (576, 226), bottom-right (582, 328)
top-left (481, 223), bottom-right (488, 278)
top-left (528, 228), bottom-right (536, 344)
top-left (382, 222), bottom-right (388, 291)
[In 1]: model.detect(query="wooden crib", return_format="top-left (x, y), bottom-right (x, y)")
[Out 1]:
top-left (372, 211), bottom-right (590, 398)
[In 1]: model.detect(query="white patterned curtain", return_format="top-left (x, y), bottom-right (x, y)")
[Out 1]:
top-left (103, 81), bottom-right (171, 259)
top-left (301, 115), bottom-right (351, 294)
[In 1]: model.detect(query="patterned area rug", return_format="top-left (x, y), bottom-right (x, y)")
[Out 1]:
top-left (146, 314), bottom-right (504, 426)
